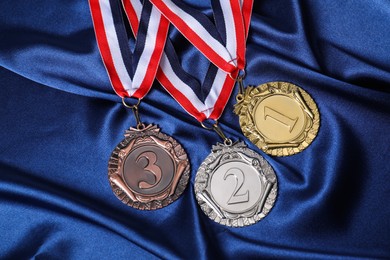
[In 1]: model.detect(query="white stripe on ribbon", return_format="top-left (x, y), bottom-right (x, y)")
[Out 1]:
top-left (220, 1), bottom-right (237, 58)
top-left (160, 0), bottom-right (234, 65)
top-left (90, 0), bottom-right (168, 98)
top-left (204, 69), bottom-right (227, 115)
top-left (159, 53), bottom-right (228, 118)
top-left (100, 0), bottom-right (133, 96)
top-left (132, 6), bottom-right (161, 90)
top-left (124, 0), bottom-right (236, 121)
top-left (150, 0), bottom-right (251, 73)
top-left (129, 0), bottom-right (142, 19)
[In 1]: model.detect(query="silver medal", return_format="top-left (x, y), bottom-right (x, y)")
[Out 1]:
top-left (194, 141), bottom-right (277, 227)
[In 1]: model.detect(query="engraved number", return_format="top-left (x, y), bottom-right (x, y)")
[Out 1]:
top-left (224, 168), bottom-right (249, 205)
top-left (264, 106), bottom-right (298, 132)
top-left (136, 151), bottom-right (162, 189)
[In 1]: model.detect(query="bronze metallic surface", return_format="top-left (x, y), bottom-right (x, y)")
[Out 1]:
top-left (123, 145), bottom-right (174, 195)
top-left (234, 82), bottom-right (320, 156)
top-left (108, 124), bottom-right (190, 210)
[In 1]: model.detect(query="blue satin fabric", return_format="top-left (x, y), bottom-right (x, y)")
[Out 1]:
top-left (1, 0), bottom-right (390, 259)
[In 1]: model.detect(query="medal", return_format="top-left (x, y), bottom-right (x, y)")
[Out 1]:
top-left (234, 81), bottom-right (320, 156)
top-left (89, 0), bottom-right (189, 209)
top-left (108, 124), bottom-right (189, 210)
top-left (150, 0), bottom-right (278, 226)
top-left (195, 140), bottom-right (277, 227)
top-left (192, 123), bottom-right (277, 227)
top-left (151, 0), bottom-right (320, 156)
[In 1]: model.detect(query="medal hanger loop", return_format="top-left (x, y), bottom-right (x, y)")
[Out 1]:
top-left (201, 120), bottom-right (232, 146)
top-left (228, 69), bottom-right (246, 81)
top-left (231, 70), bottom-right (246, 102)
top-left (121, 97), bottom-right (141, 109)
top-left (122, 97), bottom-right (145, 130)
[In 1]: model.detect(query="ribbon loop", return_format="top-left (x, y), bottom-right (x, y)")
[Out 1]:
top-left (89, 0), bottom-right (169, 99)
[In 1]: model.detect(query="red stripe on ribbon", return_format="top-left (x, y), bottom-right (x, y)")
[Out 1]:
top-left (209, 72), bottom-right (237, 120)
top-left (242, 0), bottom-right (254, 39)
top-left (122, 0), bottom-right (139, 35)
top-left (150, 0), bottom-right (253, 75)
top-left (89, 0), bottom-right (129, 98)
top-left (90, 0), bottom-right (169, 100)
top-left (123, 0), bottom-right (245, 122)
top-left (150, 0), bottom-right (237, 74)
top-left (132, 16), bottom-right (170, 99)
top-left (230, 0), bottom-right (246, 70)
top-left (157, 68), bottom-right (208, 121)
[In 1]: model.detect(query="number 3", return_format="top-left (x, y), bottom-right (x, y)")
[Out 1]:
top-left (224, 168), bottom-right (249, 204)
top-left (136, 151), bottom-right (162, 189)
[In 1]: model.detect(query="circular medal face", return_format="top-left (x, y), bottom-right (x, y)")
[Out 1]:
top-left (194, 142), bottom-right (277, 227)
top-left (234, 82), bottom-right (320, 156)
top-left (108, 124), bottom-right (190, 210)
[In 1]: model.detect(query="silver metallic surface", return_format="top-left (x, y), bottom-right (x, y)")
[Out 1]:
top-left (194, 141), bottom-right (277, 227)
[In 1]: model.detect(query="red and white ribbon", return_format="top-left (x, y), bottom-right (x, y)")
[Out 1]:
top-left (150, 0), bottom-right (253, 75)
top-left (123, 0), bottom-right (238, 122)
top-left (89, 0), bottom-right (169, 99)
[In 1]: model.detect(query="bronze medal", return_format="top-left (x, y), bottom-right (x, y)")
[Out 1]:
top-left (90, 1), bottom-right (191, 210)
top-left (108, 124), bottom-right (190, 210)
top-left (234, 82), bottom-right (320, 156)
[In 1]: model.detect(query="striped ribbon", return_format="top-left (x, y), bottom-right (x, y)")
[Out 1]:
top-left (124, 0), bottom-right (241, 121)
top-left (150, 0), bottom-right (253, 75)
top-left (89, 0), bottom-right (168, 99)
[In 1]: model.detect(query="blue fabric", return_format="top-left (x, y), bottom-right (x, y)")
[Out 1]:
top-left (1, 0), bottom-right (390, 259)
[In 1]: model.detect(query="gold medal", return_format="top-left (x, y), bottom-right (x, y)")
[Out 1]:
top-left (234, 82), bottom-right (320, 156)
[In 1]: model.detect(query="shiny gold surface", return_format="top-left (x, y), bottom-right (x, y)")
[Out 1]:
top-left (234, 82), bottom-right (320, 156)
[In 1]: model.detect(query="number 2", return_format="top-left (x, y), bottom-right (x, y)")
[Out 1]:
top-left (136, 151), bottom-right (162, 189)
top-left (224, 168), bottom-right (249, 204)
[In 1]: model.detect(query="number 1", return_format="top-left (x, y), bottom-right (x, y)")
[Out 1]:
top-left (264, 106), bottom-right (298, 132)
